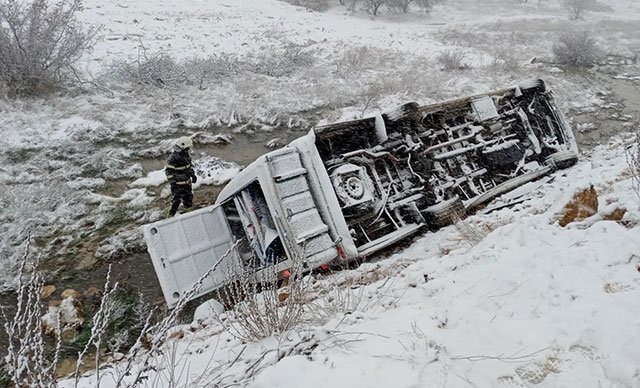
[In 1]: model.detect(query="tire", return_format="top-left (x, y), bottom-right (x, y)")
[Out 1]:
top-left (544, 150), bottom-right (578, 171)
top-left (424, 196), bottom-right (466, 228)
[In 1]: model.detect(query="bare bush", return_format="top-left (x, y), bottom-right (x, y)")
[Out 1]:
top-left (552, 30), bottom-right (602, 67)
top-left (563, 0), bottom-right (587, 20)
top-left (113, 48), bottom-right (187, 89)
top-left (184, 55), bottom-right (242, 90)
top-left (356, 79), bottom-right (398, 117)
top-left (437, 50), bottom-right (469, 71)
top-left (387, 0), bottom-right (438, 13)
top-left (492, 48), bottom-right (521, 72)
top-left (103, 243), bottom-right (239, 387)
top-left (334, 46), bottom-right (371, 78)
top-left (113, 50), bottom-right (243, 90)
top-left (220, 256), bottom-right (310, 342)
top-left (250, 42), bottom-right (316, 77)
top-left (363, 0), bottom-right (388, 15)
top-left (0, 0), bottom-right (98, 95)
top-left (1, 236), bottom-right (62, 388)
top-left (73, 265), bottom-right (120, 387)
top-left (281, 0), bottom-right (331, 11)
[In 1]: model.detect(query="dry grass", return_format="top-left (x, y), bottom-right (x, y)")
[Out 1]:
top-left (557, 185), bottom-right (599, 227)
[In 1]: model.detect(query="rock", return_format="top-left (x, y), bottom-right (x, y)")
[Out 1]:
top-left (48, 299), bottom-right (62, 307)
top-left (83, 286), bottom-right (101, 298)
top-left (61, 289), bottom-right (81, 300)
top-left (41, 285), bottom-right (56, 299)
top-left (558, 185), bottom-right (599, 227)
top-left (191, 132), bottom-right (233, 145)
top-left (42, 296), bottom-right (83, 335)
top-left (212, 134), bottom-right (233, 145)
top-left (266, 138), bottom-right (283, 148)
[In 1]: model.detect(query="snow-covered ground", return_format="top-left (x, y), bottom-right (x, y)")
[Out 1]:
top-left (65, 134), bottom-right (640, 387)
top-left (1, 0), bottom-right (640, 385)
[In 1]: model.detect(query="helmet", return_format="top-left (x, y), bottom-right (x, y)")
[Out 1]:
top-left (175, 136), bottom-right (193, 150)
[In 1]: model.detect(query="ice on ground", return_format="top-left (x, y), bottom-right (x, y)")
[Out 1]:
top-left (131, 170), bottom-right (167, 187)
top-left (131, 156), bottom-right (241, 188)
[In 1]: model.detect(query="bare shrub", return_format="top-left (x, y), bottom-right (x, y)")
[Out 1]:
top-left (307, 272), bottom-right (394, 325)
top-left (563, 0), bottom-right (587, 20)
top-left (112, 47), bottom-right (244, 91)
top-left (73, 265), bottom-right (120, 387)
top-left (281, 0), bottom-right (331, 11)
top-left (1, 236), bottom-right (62, 388)
top-left (552, 30), bottom-right (602, 67)
top-left (105, 243), bottom-right (239, 387)
top-left (0, 0), bottom-right (98, 95)
top-left (220, 257), bottom-right (310, 342)
top-left (627, 132), bottom-right (640, 199)
top-left (356, 79), bottom-right (400, 117)
top-left (387, 0), bottom-right (438, 13)
top-left (363, 0), bottom-right (388, 15)
top-left (437, 50), bottom-right (469, 71)
top-left (113, 48), bottom-right (187, 89)
top-left (250, 42), bottom-right (316, 77)
top-left (492, 48), bottom-right (521, 72)
top-left (184, 55), bottom-right (242, 90)
top-left (334, 46), bottom-right (371, 78)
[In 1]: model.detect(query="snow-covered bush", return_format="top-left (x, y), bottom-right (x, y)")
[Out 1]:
top-left (2, 240), bottom-right (62, 388)
top-left (371, 0), bottom-right (389, 15)
top-left (281, 0), bottom-right (331, 12)
top-left (0, 0), bottom-right (97, 95)
top-left (184, 55), bottom-right (242, 90)
top-left (562, 0), bottom-right (612, 20)
top-left (334, 46), bottom-right (372, 78)
top-left (249, 42), bottom-right (316, 77)
top-left (492, 48), bottom-right (521, 72)
top-left (387, 0), bottom-right (439, 13)
top-left (563, 0), bottom-right (587, 20)
top-left (552, 30), bottom-right (602, 67)
top-left (437, 49), bottom-right (469, 71)
top-left (219, 256), bottom-right (310, 342)
top-left (113, 50), bottom-right (187, 89)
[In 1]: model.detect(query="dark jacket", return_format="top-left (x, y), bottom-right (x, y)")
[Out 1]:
top-left (165, 148), bottom-right (196, 185)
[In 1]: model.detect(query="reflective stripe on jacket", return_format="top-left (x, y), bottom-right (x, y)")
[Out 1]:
top-left (165, 149), bottom-right (195, 184)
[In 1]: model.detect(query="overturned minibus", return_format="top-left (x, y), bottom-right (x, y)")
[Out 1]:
top-left (143, 79), bottom-right (578, 308)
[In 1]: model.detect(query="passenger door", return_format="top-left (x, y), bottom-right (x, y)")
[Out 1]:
top-left (142, 205), bottom-right (237, 308)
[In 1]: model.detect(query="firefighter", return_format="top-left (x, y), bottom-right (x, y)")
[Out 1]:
top-left (165, 136), bottom-right (197, 217)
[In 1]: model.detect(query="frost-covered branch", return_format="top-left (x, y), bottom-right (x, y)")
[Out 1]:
top-left (74, 264), bottom-right (119, 388)
top-left (2, 234), bottom-right (62, 388)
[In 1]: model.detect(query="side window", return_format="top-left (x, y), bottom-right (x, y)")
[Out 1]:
top-left (222, 181), bottom-right (287, 269)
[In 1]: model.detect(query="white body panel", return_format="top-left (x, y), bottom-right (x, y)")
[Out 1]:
top-left (142, 205), bottom-right (236, 308)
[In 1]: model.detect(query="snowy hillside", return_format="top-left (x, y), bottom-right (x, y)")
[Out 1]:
top-left (1, 0), bottom-right (639, 386)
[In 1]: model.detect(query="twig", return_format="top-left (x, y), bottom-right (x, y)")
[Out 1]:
top-left (451, 345), bottom-right (551, 363)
